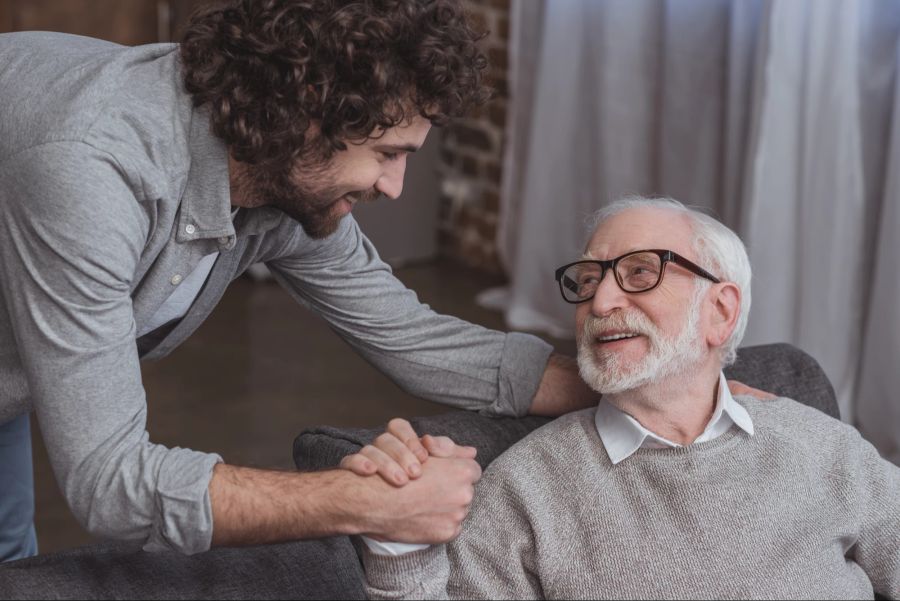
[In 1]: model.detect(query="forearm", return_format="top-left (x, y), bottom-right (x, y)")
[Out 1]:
top-left (268, 223), bottom-right (553, 417)
top-left (209, 463), bottom-right (371, 546)
top-left (529, 353), bottom-right (600, 416)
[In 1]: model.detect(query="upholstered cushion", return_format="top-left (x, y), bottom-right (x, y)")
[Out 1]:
top-left (0, 537), bottom-right (365, 600)
top-left (293, 343), bottom-right (839, 471)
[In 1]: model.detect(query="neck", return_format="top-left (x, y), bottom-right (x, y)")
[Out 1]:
top-left (228, 156), bottom-right (265, 209)
top-left (603, 359), bottom-right (721, 445)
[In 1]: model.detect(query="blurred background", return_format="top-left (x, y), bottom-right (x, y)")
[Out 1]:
top-left (1, 0), bottom-right (898, 554)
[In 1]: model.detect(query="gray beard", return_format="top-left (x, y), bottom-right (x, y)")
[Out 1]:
top-left (576, 296), bottom-right (706, 395)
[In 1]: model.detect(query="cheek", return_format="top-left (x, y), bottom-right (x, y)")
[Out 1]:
top-left (337, 157), bottom-right (382, 189)
top-left (575, 306), bottom-right (590, 335)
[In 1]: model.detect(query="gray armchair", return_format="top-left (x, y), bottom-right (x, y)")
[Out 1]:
top-left (0, 344), bottom-right (840, 600)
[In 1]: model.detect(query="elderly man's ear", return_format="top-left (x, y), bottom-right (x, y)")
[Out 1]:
top-left (705, 282), bottom-right (741, 349)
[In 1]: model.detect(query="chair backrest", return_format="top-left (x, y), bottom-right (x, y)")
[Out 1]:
top-left (294, 343), bottom-right (839, 471)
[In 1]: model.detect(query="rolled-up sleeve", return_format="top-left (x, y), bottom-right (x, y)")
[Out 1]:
top-left (0, 143), bottom-right (221, 554)
top-left (267, 218), bottom-right (553, 417)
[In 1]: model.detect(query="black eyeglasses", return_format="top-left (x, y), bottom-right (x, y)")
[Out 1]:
top-left (554, 249), bottom-right (720, 304)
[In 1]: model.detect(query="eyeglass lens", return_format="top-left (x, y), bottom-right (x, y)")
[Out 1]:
top-left (560, 252), bottom-right (663, 301)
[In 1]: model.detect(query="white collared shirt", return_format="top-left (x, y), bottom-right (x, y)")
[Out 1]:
top-left (594, 372), bottom-right (755, 465)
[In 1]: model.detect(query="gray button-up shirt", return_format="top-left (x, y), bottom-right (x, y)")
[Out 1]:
top-left (0, 32), bottom-right (553, 554)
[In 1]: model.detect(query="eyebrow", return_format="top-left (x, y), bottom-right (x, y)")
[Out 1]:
top-left (374, 143), bottom-right (420, 154)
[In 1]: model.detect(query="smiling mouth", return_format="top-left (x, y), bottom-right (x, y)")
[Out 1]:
top-left (595, 333), bottom-right (642, 344)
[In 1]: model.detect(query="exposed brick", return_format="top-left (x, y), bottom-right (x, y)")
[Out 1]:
top-left (476, 214), bottom-right (497, 241)
top-left (468, 102), bottom-right (488, 120)
top-left (496, 16), bottom-right (510, 41)
top-left (439, 145), bottom-right (455, 165)
top-left (436, 0), bottom-right (509, 277)
top-left (487, 102), bottom-right (506, 128)
top-left (484, 189), bottom-right (501, 213)
top-left (466, 9), bottom-right (488, 36)
top-left (488, 47), bottom-right (508, 71)
top-left (485, 162), bottom-right (503, 187)
top-left (461, 155), bottom-right (478, 177)
top-left (453, 124), bottom-right (493, 152)
top-left (485, 73), bottom-right (508, 99)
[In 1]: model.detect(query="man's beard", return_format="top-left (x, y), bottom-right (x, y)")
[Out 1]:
top-left (244, 160), bottom-right (379, 239)
top-left (576, 289), bottom-right (706, 395)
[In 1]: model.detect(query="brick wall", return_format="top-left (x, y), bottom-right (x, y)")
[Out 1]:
top-left (436, 0), bottom-right (511, 276)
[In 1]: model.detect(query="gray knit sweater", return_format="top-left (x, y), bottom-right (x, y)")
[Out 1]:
top-left (363, 397), bottom-right (900, 599)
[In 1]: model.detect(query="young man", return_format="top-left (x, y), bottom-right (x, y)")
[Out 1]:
top-left (359, 197), bottom-right (900, 600)
top-left (0, 0), bottom-right (599, 561)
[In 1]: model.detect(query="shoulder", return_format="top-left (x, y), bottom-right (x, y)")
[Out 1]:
top-left (739, 395), bottom-right (851, 436)
top-left (0, 34), bottom-right (189, 195)
top-left (737, 395), bottom-right (867, 465)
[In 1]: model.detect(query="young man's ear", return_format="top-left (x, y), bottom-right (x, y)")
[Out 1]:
top-left (706, 282), bottom-right (741, 348)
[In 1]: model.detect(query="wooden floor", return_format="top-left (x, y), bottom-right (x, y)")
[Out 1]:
top-left (30, 260), bottom-right (575, 554)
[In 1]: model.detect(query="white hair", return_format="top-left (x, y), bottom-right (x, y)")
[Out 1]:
top-left (588, 196), bottom-right (752, 366)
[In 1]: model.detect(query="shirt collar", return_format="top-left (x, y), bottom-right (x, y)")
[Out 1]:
top-left (594, 371), bottom-right (754, 465)
top-left (176, 106), bottom-right (284, 245)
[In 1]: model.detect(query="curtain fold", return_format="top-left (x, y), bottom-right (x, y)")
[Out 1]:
top-left (497, 0), bottom-right (900, 460)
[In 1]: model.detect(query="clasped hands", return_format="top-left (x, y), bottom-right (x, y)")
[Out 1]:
top-left (340, 418), bottom-right (481, 545)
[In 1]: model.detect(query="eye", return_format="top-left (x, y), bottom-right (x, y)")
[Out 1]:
top-left (381, 151), bottom-right (401, 161)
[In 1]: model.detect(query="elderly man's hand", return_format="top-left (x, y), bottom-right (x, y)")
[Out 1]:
top-left (340, 417), bottom-right (477, 486)
top-left (727, 380), bottom-right (776, 400)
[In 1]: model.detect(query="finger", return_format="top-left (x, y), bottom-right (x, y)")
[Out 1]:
top-left (360, 444), bottom-right (411, 486)
top-left (421, 434), bottom-right (459, 458)
top-left (465, 460), bottom-right (483, 484)
top-left (340, 453), bottom-right (376, 476)
top-left (387, 418), bottom-right (429, 464)
top-left (454, 445), bottom-right (477, 460)
top-left (727, 379), bottom-right (776, 400)
top-left (421, 435), bottom-right (478, 460)
top-left (373, 432), bottom-right (423, 478)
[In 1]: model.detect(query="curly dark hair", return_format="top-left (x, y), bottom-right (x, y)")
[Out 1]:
top-left (180, 0), bottom-right (490, 166)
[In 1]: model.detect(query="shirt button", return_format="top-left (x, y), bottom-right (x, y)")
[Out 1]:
top-left (185, 224), bottom-right (196, 235)
top-left (171, 274), bottom-right (183, 285)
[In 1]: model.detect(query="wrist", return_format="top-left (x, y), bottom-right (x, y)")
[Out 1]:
top-left (321, 469), bottom-right (392, 537)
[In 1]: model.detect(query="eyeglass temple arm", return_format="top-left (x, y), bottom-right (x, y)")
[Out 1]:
top-left (668, 252), bottom-right (720, 283)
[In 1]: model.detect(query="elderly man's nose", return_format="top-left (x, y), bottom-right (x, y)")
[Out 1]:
top-left (590, 269), bottom-right (628, 316)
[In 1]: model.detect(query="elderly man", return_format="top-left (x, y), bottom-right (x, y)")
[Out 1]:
top-left (355, 197), bottom-right (900, 599)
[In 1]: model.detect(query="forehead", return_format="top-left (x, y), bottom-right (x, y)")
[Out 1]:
top-left (363, 115), bottom-right (432, 148)
top-left (585, 207), bottom-right (696, 260)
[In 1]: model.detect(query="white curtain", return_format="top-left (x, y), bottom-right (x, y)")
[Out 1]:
top-left (496, 0), bottom-right (900, 462)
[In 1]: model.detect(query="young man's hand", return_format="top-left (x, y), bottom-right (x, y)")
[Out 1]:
top-left (354, 454), bottom-right (482, 544)
top-left (727, 380), bottom-right (776, 400)
top-left (340, 417), bottom-right (477, 486)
